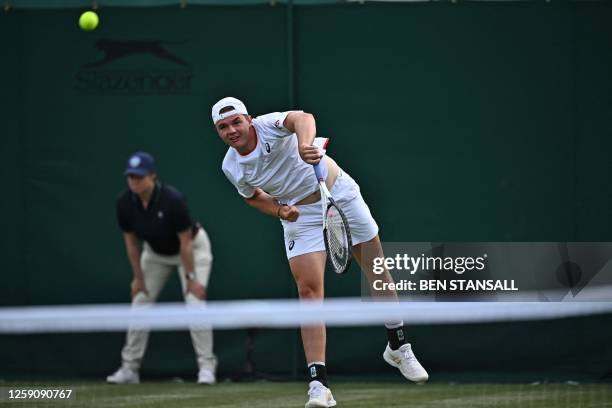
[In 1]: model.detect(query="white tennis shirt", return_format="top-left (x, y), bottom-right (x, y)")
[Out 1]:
top-left (221, 111), bottom-right (324, 206)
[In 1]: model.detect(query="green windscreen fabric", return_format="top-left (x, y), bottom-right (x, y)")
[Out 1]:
top-left (8, 0), bottom-right (270, 8)
top-left (1, 1), bottom-right (611, 380)
top-left (7, 0), bottom-right (605, 10)
top-left (1, 4), bottom-right (298, 378)
top-left (7, 0), bottom-right (344, 9)
top-left (0, 10), bottom-right (27, 306)
top-left (296, 2), bottom-right (576, 242)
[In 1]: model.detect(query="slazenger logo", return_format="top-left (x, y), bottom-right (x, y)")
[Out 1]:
top-left (274, 120), bottom-right (281, 128)
top-left (82, 39), bottom-right (189, 68)
top-left (289, 240), bottom-right (295, 251)
top-left (265, 142), bottom-right (271, 153)
top-left (74, 39), bottom-right (193, 95)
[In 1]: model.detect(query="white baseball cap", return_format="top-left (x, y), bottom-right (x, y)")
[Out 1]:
top-left (211, 97), bottom-right (248, 124)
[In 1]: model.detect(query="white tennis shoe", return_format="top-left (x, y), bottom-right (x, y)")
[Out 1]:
top-left (197, 368), bottom-right (216, 385)
top-left (106, 367), bottom-right (140, 384)
top-left (305, 380), bottom-right (337, 408)
top-left (383, 343), bottom-right (429, 383)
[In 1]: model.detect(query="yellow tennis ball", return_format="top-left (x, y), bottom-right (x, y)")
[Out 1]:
top-left (79, 11), bottom-right (99, 32)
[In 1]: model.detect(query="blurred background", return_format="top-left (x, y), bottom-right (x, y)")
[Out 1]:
top-left (1, 0), bottom-right (611, 384)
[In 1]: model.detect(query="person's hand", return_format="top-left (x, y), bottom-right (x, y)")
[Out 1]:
top-left (186, 279), bottom-right (207, 299)
top-left (279, 205), bottom-right (300, 222)
top-left (299, 144), bottom-right (322, 165)
top-left (130, 277), bottom-right (148, 298)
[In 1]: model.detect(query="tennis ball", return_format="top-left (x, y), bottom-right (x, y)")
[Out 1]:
top-left (79, 11), bottom-right (99, 32)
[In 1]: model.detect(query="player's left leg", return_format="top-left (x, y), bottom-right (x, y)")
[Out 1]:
top-left (352, 236), bottom-right (429, 383)
top-left (178, 228), bottom-right (217, 384)
top-left (289, 251), bottom-right (336, 408)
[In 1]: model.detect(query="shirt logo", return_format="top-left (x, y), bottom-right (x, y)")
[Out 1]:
top-left (265, 142), bottom-right (271, 153)
top-left (274, 120), bottom-right (281, 128)
top-left (157, 211), bottom-right (164, 219)
top-left (289, 240), bottom-right (295, 250)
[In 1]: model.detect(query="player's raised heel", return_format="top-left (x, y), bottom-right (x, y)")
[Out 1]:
top-left (106, 367), bottom-right (140, 384)
top-left (383, 343), bottom-right (429, 383)
top-left (305, 380), bottom-right (337, 408)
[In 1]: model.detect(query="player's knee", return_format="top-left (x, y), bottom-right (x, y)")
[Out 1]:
top-left (297, 282), bottom-right (322, 299)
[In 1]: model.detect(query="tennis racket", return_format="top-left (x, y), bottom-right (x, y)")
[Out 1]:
top-left (312, 137), bottom-right (352, 274)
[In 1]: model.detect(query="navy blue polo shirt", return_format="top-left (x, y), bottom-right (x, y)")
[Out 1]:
top-left (116, 183), bottom-right (196, 256)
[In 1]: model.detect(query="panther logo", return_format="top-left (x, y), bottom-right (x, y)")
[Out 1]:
top-left (82, 39), bottom-right (189, 69)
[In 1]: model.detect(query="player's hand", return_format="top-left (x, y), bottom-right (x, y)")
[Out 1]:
top-left (186, 280), bottom-right (207, 299)
top-left (279, 205), bottom-right (300, 222)
top-left (130, 277), bottom-right (148, 298)
top-left (299, 144), bottom-right (322, 165)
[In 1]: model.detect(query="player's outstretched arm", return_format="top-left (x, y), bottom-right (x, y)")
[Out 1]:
top-left (244, 189), bottom-right (299, 222)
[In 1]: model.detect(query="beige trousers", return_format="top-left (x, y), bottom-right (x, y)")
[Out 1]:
top-left (120, 228), bottom-right (217, 372)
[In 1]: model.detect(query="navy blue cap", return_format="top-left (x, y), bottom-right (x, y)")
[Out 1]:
top-left (124, 152), bottom-right (155, 176)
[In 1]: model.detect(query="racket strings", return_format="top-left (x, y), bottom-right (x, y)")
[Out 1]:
top-left (325, 206), bottom-right (350, 270)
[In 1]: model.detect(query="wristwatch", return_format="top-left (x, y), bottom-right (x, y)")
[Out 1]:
top-left (186, 272), bottom-right (196, 281)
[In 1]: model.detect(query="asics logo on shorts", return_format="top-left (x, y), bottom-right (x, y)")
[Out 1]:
top-left (289, 240), bottom-right (295, 250)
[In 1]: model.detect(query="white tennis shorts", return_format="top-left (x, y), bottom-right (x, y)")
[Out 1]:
top-left (281, 169), bottom-right (379, 259)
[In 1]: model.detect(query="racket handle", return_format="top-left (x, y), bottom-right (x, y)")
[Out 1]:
top-left (313, 162), bottom-right (325, 182)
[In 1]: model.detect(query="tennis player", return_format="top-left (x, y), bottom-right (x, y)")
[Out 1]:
top-left (212, 97), bottom-right (428, 408)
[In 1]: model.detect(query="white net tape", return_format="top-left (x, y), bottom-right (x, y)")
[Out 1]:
top-left (1, 297), bottom-right (612, 333)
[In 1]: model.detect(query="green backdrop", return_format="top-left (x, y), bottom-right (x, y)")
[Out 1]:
top-left (1, 1), bottom-right (611, 381)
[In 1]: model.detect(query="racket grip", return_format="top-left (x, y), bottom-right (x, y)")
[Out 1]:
top-left (313, 162), bottom-right (325, 182)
